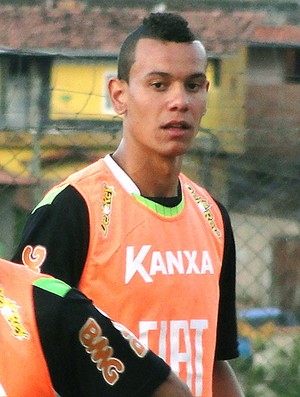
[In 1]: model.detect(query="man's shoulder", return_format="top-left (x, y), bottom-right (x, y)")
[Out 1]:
top-left (180, 173), bottom-right (232, 224)
top-left (180, 173), bottom-right (215, 202)
top-left (32, 184), bottom-right (85, 214)
top-left (66, 158), bottom-right (107, 185)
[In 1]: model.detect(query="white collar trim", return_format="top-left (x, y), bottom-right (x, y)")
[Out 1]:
top-left (104, 154), bottom-right (141, 195)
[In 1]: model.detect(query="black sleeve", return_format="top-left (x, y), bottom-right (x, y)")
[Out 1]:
top-left (34, 284), bottom-right (170, 397)
top-left (12, 185), bottom-right (89, 287)
top-left (214, 201), bottom-right (239, 360)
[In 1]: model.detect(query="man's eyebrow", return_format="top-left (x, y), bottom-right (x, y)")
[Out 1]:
top-left (145, 71), bottom-right (170, 78)
top-left (189, 73), bottom-right (207, 80)
top-left (145, 72), bottom-right (207, 79)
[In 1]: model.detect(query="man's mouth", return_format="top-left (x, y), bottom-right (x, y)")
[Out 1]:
top-left (161, 121), bottom-right (191, 130)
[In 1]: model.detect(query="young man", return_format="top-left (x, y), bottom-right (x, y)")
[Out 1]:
top-left (0, 258), bottom-right (192, 397)
top-left (13, 13), bottom-right (244, 397)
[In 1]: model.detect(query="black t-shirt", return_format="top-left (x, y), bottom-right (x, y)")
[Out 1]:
top-left (33, 279), bottom-right (170, 397)
top-left (13, 185), bottom-right (239, 361)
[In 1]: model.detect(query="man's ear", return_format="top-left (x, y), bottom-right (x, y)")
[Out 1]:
top-left (206, 80), bottom-right (210, 92)
top-left (108, 78), bottom-right (127, 115)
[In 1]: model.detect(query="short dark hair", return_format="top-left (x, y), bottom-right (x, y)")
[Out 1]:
top-left (117, 13), bottom-right (196, 82)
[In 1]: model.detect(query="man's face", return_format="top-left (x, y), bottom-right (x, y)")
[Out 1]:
top-left (120, 38), bottom-right (209, 158)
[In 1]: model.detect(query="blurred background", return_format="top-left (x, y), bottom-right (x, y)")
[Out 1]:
top-left (0, 1), bottom-right (299, 395)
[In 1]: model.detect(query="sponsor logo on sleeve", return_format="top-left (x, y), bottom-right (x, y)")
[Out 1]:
top-left (79, 317), bottom-right (124, 385)
top-left (22, 245), bottom-right (47, 273)
top-left (113, 321), bottom-right (148, 358)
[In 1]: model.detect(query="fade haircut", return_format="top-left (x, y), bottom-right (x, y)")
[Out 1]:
top-left (117, 13), bottom-right (196, 82)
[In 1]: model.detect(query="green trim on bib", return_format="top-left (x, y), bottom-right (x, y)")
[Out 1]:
top-left (33, 278), bottom-right (71, 298)
top-left (32, 183), bottom-right (69, 213)
top-left (132, 193), bottom-right (184, 217)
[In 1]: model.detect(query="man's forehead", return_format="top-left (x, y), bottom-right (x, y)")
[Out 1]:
top-left (134, 38), bottom-right (207, 64)
top-left (136, 37), bottom-right (205, 50)
top-left (127, 39), bottom-right (207, 82)
top-left (192, 40), bottom-right (207, 55)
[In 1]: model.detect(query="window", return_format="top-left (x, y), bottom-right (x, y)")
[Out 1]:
top-left (211, 58), bottom-right (221, 87)
top-left (285, 48), bottom-right (300, 83)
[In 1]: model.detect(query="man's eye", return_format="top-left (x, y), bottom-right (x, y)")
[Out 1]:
top-left (187, 79), bottom-right (208, 91)
top-left (187, 82), bottom-right (201, 91)
top-left (151, 81), bottom-right (164, 89)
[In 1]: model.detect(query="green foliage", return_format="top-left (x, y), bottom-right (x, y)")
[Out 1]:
top-left (232, 336), bottom-right (300, 397)
top-left (266, 339), bottom-right (300, 397)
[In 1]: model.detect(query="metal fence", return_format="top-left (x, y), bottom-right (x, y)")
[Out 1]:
top-left (0, 61), bottom-right (299, 396)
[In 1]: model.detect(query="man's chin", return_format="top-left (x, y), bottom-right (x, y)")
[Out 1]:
top-left (161, 145), bottom-right (191, 159)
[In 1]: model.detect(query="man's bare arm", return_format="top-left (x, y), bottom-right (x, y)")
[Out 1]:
top-left (152, 371), bottom-right (194, 397)
top-left (213, 360), bottom-right (245, 397)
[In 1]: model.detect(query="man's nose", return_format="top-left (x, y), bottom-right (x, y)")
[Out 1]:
top-left (167, 85), bottom-right (189, 112)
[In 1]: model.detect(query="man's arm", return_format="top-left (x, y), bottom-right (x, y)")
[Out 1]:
top-left (13, 185), bottom-right (88, 286)
top-left (34, 279), bottom-right (194, 397)
top-left (212, 360), bottom-right (245, 397)
top-left (152, 371), bottom-right (194, 397)
top-left (214, 200), bottom-right (239, 361)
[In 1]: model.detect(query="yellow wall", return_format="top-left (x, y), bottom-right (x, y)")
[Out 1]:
top-left (201, 48), bottom-right (247, 154)
top-left (50, 60), bottom-right (118, 120)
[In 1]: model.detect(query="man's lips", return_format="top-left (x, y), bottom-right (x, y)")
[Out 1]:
top-left (161, 121), bottom-right (191, 130)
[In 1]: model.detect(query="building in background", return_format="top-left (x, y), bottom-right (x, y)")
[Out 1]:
top-left (0, 1), bottom-right (299, 316)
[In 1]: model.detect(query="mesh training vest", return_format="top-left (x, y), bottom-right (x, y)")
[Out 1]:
top-left (0, 259), bottom-right (56, 397)
top-left (57, 157), bottom-right (225, 397)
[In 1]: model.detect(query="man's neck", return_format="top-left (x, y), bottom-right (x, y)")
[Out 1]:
top-left (112, 148), bottom-right (182, 198)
